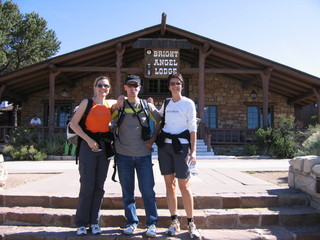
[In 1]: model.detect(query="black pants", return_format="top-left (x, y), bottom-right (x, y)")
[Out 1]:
top-left (75, 140), bottom-right (111, 227)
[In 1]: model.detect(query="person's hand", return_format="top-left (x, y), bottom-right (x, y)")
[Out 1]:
top-left (147, 97), bottom-right (154, 104)
top-left (186, 152), bottom-right (196, 165)
top-left (117, 95), bottom-right (126, 108)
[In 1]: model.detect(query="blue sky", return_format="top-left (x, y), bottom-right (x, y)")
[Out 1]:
top-left (13, 0), bottom-right (320, 77)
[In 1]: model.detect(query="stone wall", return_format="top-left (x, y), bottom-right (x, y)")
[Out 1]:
top-left (21, 60), bottom-right (295, 133)
top-left (289, 155), bottom-right (320, 210)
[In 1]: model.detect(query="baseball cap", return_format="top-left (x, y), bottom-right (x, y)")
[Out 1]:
top-left (125, 75), bottom-right (141, 85)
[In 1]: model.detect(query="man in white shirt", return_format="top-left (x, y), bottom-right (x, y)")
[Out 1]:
top-left (29, 115), bottom-right (42, 127)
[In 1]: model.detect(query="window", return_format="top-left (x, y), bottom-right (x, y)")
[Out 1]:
top-left (141, 78), bottom-right (169, 95)
top-left (204, 106), bottom-right (217, 128)
top-left (44, 103), bottom-right (72, 127)
top-left (247, 106), bottom-right (273, 129)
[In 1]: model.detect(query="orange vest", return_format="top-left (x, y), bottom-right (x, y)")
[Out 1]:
top-left (85, 101), bottom-right (112, 132)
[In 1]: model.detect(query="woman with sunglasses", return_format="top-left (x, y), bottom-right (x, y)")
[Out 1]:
top-left (70, 76), bottom-right (120, 236)
top-left (157, 73), bottom-right (201, 238)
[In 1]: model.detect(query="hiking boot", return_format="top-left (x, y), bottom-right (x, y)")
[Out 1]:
top-left (146, 224), bottom-right (157, 237)
top-left (123, 223), bottom-right (137, 235)
top-left (166, 219), bottom-right (180, 236)
top-left (188, 222), bottom-right (201, 239)
top-left (90, 224), bottom-right (102, 235)
top-left (76, 226), bottom-right (87, 236)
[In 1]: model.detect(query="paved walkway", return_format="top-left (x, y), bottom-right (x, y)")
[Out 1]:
top-left (1, 156), bottom-right (291, 197)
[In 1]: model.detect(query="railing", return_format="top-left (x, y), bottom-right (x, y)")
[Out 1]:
top-left (210, 128), bottom-right (257, 144)
top-left (0, 125), bottom-right (257, 146)
top-left (0, 126), bottom-right (66, 142)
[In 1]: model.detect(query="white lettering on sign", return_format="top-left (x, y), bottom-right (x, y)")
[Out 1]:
top-left (153, 50), bottom-right (179, 58)
top-left (154, 68), bottom-right (178, 75)
top-left (154, 59), bottom-right (178, 66)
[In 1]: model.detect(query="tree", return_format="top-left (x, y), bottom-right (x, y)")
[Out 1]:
top-left (0, 0), bottom-right (61, 75)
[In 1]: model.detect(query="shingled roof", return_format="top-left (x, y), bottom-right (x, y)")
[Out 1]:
top-left (1, 22), bottom-right (319, 107)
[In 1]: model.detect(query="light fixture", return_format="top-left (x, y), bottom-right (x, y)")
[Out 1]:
top-left (61, 88), bottom-right (69, 97)
top-left (251, 90), bottom-right (257, 100)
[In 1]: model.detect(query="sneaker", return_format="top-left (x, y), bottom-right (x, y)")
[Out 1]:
top-left (146, 224), bottom-right (157, 238)
top-left (188, 222), bottom-right (201, 239)
top-left (123, 223), bottom-right (137, 235)
top-left (90, 224), bottom-right (102, 235)
top-left (166, 219), bottom-right (180, 236)
top-left (76, 226), bottom-right (87, 236)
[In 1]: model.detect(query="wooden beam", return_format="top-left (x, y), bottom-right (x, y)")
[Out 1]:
top-left (116, 43), bottom-right (125, 97)
top-left (260, 72), bottom-right (270, 129)
top-left (160, 13), bottom-right (167, 36)
top-left (48, 63), bottom-right (74, 88)
top-left (58, 67), bottom-right (143, 73)
top-left (181, 67), bottom-right (263, 74)
top-left (287, 90), bottom-right (313, 105)
top-left (312, 88), bottom-right (320, 124)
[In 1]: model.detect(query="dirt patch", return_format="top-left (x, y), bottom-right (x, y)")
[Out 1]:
top-left (246, 171), bottom-right (288, 187)
top-left (2, 173), bottom-right (58, 189)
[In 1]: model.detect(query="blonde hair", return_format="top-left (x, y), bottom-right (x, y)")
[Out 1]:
top-left (93, 76), bottom-right (111, 97)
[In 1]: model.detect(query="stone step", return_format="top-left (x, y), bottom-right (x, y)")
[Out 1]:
top-left (1, 225), bottom-right (320, 240)
top-left (0, 191), bottom-right (310, 209)
top-left (1, 225), bottom-right (319, 240)
top-left (1, 206), bottom-right (320, 228)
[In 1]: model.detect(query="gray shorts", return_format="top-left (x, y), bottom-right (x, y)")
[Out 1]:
top-left (158, 143), bottom-right (190, 179)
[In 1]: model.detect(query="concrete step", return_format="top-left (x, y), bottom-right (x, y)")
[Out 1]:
top-left (0, 190), bottom-right (310, 209)
top-left (1, 225), bottom-right (320, 240)
top-left (1, 206), bottom-right (320, 228)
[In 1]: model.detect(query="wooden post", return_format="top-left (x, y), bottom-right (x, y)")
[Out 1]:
top-left (261, 73), bottom-right (270, 129)
top-left (312, 88), bottom-right (320, 124)
top-left (48, 71), bottom-right (60, 136)
top-left (198, 43), bottom-right (214, 121)
top-left (115, 43), bottom-right (125, 97)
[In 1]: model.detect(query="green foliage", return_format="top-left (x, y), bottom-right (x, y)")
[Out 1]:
top-left (0, 0), bottom-right (60, 74)
top-left (3, 127), bottom-right (47, 160)
top-left (297, 131), bottom-right (320, 156)
top-left (45, 133), bottom-right (66, 155)
top-left (244, 144), bottom-right (257, 155)
top-left (255, 114), bottom-right (301, 158)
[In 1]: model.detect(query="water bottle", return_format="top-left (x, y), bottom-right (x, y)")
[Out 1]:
top-left (188, 163), bottom-right (199, 177)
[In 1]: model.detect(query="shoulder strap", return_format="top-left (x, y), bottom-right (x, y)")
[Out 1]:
top-left (76, 98), bottom-right (93, 164)
top-left (161, 98), bottom-right (171, 128)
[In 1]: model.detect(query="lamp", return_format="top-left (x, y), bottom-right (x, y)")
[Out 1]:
top-left (251, 90), bottom-right (257, 100)
top-left (61, 88), bottom-right (69, 97)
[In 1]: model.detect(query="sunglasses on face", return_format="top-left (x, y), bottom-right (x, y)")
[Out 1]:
top-left (169, 81), bottom-right (182, 86)
top-left (96, 83), bottom-right (110, 88)
top-left (126, 84), bottom-right (140, 88)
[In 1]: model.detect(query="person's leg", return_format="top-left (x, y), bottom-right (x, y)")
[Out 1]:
top-left (135, 155), bottom-right (158, 226)
top-left (76, 141), bottom-right (97, 227)
top-left (178, 178), bottom-right (194, 218)
top-left (163, 174), bottom-right (178, 216)
top-left (90, 154), bottom-right (110, 225)
top-left (117, 154), bottom-right (139, 225)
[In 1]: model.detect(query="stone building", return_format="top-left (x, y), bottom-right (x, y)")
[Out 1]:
top-left (1, 14), bottom-right (320, 154)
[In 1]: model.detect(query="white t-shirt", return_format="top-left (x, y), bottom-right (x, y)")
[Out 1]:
top-left (30, 117), bottom-right (42, 125)
top-left (160, 97), bottom-right (197, 144)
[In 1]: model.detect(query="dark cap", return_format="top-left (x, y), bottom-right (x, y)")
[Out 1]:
top-left (125, 75), bottom-right (141, 85)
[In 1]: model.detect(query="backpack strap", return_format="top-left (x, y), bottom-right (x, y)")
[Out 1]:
top-left (161, 98), bottom-right (171, 129)
top-left (75, 98), bottom-right (93, 164)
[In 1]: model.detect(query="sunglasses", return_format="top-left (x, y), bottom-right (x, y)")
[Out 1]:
top-left (126, 84), bottom-right (140, 88)
top-left (96, 83), bottom-right (110, 88)
top-left (169, 81), bottom-right (182, 86)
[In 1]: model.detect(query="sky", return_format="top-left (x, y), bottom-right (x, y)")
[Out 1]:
top-left (12, 0), bottom-right (320, 77)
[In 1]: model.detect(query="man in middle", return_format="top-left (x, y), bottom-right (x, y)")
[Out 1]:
top-left (113, 74), bottom-right (162, 238)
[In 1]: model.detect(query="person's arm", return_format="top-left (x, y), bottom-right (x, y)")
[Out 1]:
top-left (188, 131), bottom-right (197, 164)
top-left (70, 99), bottom-right (99, 150)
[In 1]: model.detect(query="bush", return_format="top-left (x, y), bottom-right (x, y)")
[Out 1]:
top-left (255, 114), bottom-right (301, 158)
top-left (45, 133), bottom-right (66, 155)
top-left (244, 144), bottom-right (257, 155)
top-left (3, 127), bottom-right (47, 161)
top-left (297, 131), bottom-right (320, 156)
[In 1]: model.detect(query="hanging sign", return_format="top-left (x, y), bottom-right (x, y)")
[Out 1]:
top-left (144, 48), bottom-right (180, 78)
